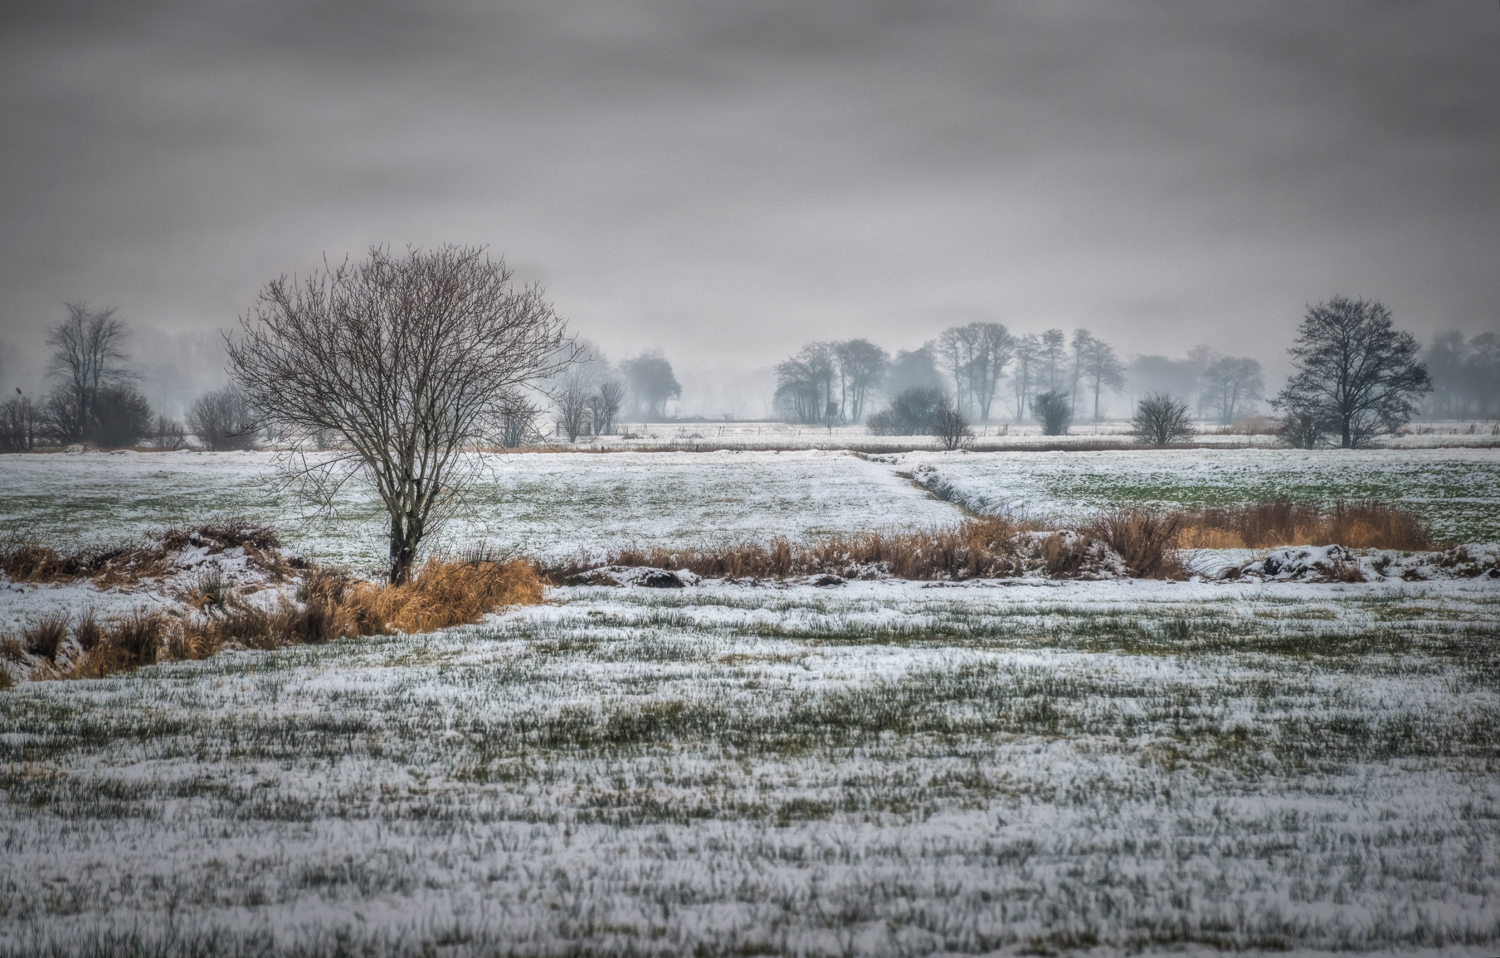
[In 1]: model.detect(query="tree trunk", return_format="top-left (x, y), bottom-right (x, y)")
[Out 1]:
top-left (388, 514), bottom-right (422, 586)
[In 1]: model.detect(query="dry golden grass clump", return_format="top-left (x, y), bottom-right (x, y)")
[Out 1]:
top-left (1174, 499), bottom-right (1434, 551)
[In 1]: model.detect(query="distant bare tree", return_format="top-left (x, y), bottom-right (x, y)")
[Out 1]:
top-left (1271, 297), bottom-right (1430, 448)
top-left (1036, 329), bottom-right (1070, 395)
top-left (228, 245), bottom-right (571, 584)
top-left (152, 414), bottom-right (188, 450)
top-left (833, 339), bottom-right (889, 422)
top-left (1032, 389), bottom-right (1073, 436)
top-left (552, 374), bottom-right (593, 442)
top-left (498, 392), bottom-right (543, 448)
top-left (775, 342), bottom-right (837, 423)
top-left (187, 385), bottom-right (258, 451)
top-left (0, 390), bottom-right (40, 452)
top-left (937, 323), bottom-right (1013, 422)
top-left (44, 303), bottom-right (135, 443)
top-left (588, 380), bottom-right (625, 436)
top-left (1010, 333), bottom-right (1039, 422)
top-left (1072, 330), bottom-right (1125, 422)
top-left (1131, 393), bottom-right (1194, 445)
top-left (1199, 356), bottom-right (1264, 425)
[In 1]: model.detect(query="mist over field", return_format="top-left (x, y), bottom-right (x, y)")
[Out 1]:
top-left (2, 2), bottom-right (1498, 418)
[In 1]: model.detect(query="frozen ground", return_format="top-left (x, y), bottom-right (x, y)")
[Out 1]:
top-left (895, 447), bottom-right (1500, 544)
top-left (1, 579), bottom-right (1498, 956)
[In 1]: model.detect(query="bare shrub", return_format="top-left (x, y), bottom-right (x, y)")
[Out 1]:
top-left (1085, 508), bottom-right (1187, 579)
top-left (1033, 390), bottom-right (1073, 436)
top-left (932, 403), bottom-right (974, 451)
top-left (1131, 393), bottom-right (1194, 445)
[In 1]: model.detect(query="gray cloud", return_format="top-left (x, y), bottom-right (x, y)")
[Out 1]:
top-left (2, 0), bottom-right (1496, 392)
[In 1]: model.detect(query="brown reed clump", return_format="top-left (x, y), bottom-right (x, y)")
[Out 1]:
top-left (1174, 499), bottom-right (1434, 551)
top-left (22, 612), bottom-right (70, 662)
top-left (69, 610), bottom-right (170, 679)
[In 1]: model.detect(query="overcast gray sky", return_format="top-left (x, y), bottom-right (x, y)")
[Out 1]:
top-left (2, 0), bottom-right (1497, 397)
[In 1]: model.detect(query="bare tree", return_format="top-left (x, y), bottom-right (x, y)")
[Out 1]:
top-left (1072, 330), bottom-right (1125, 422)
top-left (152, 414), bottom-right (188, 450)
top-left (1131, 393), bottom-right (1195, 445)
top-left (774, 342), bottom-right (838, 423)
top-left (44, 303), bottom-right (135, 443)
top-left (498, 391), bottom-right (543, 448)
top-left (0, 390), bottom-right (40, 452)
top-left (227, 245), bottom-right (571, 584)
top-left (187, 385), bottom-right (258, 451)
top-left (1032, 389), bottom-right (1073, 436)
top-left (551, 372), bottom-right (594, 442)
top-left (1199, 356), bottom-right (1264, 425)
top-left (1010, 333), bottom-right (1039, 423)
top-left (588, 380), bottom-right (625, 436)
top-left (1036, 329), bottom-right (1070, 395)
top-left (833, 339), bottom-right (889, 423)
top-left (1271, 296), bottom-right (1430, 448)
top-left (937, 323), bottom-right (1013, 422)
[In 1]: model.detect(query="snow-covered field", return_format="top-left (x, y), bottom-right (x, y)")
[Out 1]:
top-left (896, 447), bottom-right (1500, 545)
top-left (3, 448), bottom-right (1499, 956)
top-left (0, 449), bottom-right (958, 573)
top-left (2, 580), bottom-right (1498, 956)
top-left (4, 446), bottom-right (1499, 571)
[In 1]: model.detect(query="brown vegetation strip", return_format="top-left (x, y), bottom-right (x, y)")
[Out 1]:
top-left (542, 509), bottom-right (1187, 584)
top-left (2, 555), bottom-right (542, 684)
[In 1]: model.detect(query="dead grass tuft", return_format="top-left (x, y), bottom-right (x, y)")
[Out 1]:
top-left (1175, 500), bottom-right (1434, 551)
top-left (68, 610), bottom-right (169, 679)
top-left (22, 612), bottom-right (70, 662)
